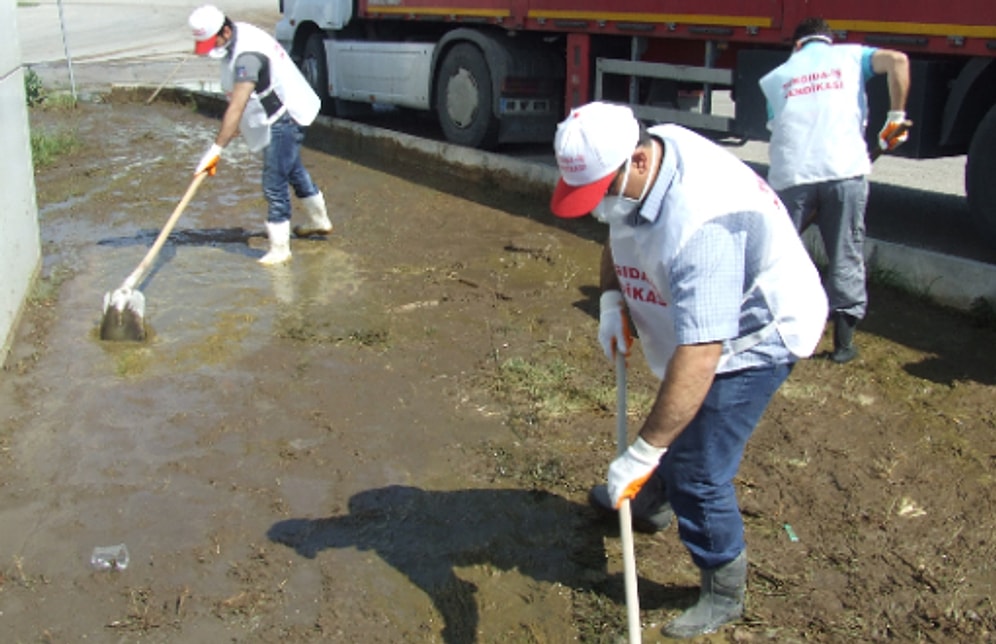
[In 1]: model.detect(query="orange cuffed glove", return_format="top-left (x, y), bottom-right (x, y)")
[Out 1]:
top-left (195, 143), bottom-right (222, 176)
top-left (878, 111), bottom-right (910, 151)
top-left (607, 436), bottom-right (667, 509)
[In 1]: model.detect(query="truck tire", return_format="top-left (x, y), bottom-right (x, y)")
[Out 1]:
top-left (966, 104), bottom-right (996, 247)
top-left (435, 43), bottom-right (499, 149)
top-left (301, 33), bottom-right (332, 114)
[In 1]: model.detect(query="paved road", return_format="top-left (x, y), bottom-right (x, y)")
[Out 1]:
top-left (16, 0), bottom-right (279, 91)
top-left (17, 1), bottom-right (996, 266)
top-left (17, 0), bottom-right (279, 63)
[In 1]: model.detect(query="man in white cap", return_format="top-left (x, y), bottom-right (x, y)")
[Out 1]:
top-left (550, 102), bottom-right (828, 638)
top-left (760, 17), bottom-right (910, 363)
top-left (188, 4), bottom-right (332, 265)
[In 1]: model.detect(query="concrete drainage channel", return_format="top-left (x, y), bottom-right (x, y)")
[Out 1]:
top-left (176, 87), bottom-right (996, 314)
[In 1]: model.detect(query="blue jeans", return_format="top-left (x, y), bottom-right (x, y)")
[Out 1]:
top-left (262, 114), bottom-right (319, 224)
top-left (657, 362), bottom-right (793, 570)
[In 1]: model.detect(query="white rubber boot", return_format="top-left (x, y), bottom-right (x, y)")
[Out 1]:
top-left (259, 220), bottom-right (292, 265)
top-left (293, 191), bottom-right (333, 237)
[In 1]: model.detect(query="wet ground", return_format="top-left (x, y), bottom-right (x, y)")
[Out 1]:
top-left (2, 91), bottom-right (995, 643)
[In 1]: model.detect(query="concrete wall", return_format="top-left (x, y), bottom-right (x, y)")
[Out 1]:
top-left (0, 0), bottom-right (42, 363)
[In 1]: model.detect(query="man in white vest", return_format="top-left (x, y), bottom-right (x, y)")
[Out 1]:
top-left (760, 17), bottom-right (910, 362)
top-left (550, 102), bottom-right (828, 638)
top-left (188, 5), bottom-right (332, 265)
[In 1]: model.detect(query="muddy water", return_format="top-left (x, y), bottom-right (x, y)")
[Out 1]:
top-left (2, 99), bottom-right (615, 642)
top-left (11, 96), bottom-right (996, 643)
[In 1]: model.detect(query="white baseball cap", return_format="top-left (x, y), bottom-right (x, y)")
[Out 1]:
top-left (189, 5), bottom-right (226, 56)
top-left (550, 102), bottom-right (639, 218)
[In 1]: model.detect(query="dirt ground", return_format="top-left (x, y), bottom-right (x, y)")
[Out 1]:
top-left (2, 90), bottom-right (995, 643)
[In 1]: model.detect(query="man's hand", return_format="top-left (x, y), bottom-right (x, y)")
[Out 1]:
top-left (598, 290), bottom-right (631, 361)
top-left (878, 111), bottom-right (910, 151)
top-left (607, 437), bottom-right (667, 508)
top-left (195, 143), bottom-right (222, 176)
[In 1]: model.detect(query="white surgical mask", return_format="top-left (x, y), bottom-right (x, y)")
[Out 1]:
top-left (207, 34), bottom-right (232, 59)
top-left (591, 144), bottom-right (657, 226)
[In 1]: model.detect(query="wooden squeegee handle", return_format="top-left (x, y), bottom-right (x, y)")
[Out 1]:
top-left (616, 351), bottom-right (642, 644)
top-left (122, 171), bottom-right (208, 291)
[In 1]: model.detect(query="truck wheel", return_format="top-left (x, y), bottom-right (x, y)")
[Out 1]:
top-left (966, 104), bottom-right (996, 247)
top-left (301, 33), bottom-right (332, 113)
top-left (435, 44), bottom-right (499, 149)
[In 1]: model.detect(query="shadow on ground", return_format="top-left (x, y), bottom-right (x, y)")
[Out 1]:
top-left (268, 485), bottom-right (692, 644)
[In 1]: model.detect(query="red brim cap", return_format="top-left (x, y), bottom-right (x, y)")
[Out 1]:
top-left (549, 172), bottom-right (617, 218)
top-left (193, 38), bottom-right (216, 55)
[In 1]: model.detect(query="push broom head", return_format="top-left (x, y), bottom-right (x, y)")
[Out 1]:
top-left (100, 288), bottom-right (147, 341)
top-left (95, 167), bottom-right (210, 342)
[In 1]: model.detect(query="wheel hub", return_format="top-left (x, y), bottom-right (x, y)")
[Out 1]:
top-left (445, 68), bottom-right (479, 129)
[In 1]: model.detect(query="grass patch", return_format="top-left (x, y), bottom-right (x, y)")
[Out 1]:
top-left (23, 67), bottom-right (45, 106)
top-left (866, 264), bottom-right (939, 302)
top-left (28, 265), bottom-right (73, 306)
top-left (26, 68), bottom-right (80, 167)
top-left (30, 129), bottom-right (80, 168)
top-left (40, 93), bottom-right (79, 110)
top-left (24, 67), bottom-right (77, 109)
top-left (500, 356), bottom-right (593, 417)
top-left (497, 355), bottom-right (653, 422)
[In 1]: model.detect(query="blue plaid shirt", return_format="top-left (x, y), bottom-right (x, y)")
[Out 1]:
top-left (633, 134), bottom-right (797, 373)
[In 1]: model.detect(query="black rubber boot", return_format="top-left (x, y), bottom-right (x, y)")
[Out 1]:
top-left (831, 312), bottom-right (859, 363)
top-left (663, 549), bottom-right (747, 639)
top-left (588, 474), bottom-right (674, 534)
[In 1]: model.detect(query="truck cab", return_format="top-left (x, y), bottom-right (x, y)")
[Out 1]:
top-left (276, 0), bottom-right (564, 149)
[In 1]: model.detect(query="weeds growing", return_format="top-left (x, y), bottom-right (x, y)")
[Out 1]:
top-left (30, 130), bottom-right (80, 167)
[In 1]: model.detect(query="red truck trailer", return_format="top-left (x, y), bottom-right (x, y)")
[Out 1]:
top-left (275, 0), bottom-right (996, 245)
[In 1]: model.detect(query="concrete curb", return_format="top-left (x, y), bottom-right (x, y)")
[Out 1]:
top-left (315, 114), bottom-right (562, 195)
top-left (868, 240), bottom-right (996, 311)
top-left (804, 232), bottom-right (996, 312)
top-left (172, 86), bottom-right (996, 313)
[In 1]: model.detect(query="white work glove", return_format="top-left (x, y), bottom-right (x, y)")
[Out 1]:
top-left (878, 111), bottom-right (910, 151)
top-left (607, 436), bottom-right (667, 509)
top-left (195, 142), bottom-right (223, 176)
top-left (598, 290), bottom-right (631, 361)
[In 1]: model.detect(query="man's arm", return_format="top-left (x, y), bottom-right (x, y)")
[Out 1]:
top-left (605, 340), bottom-right (722, 507)
top-left (638, 342), bottom-right (722, 448)
top-left (194, 65), bottom-right (257, 176)
top-left (216, 80), bottom-right (254, 147)
top-left (871, 48), bottom-right (910, 112)
top-left (870, 48), bottom-right (911, 150)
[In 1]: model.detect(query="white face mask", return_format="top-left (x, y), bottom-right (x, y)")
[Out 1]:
top-left (591, 144), bottom-right (657, 226)
top-left (207, 32), bottom-right (232, 59)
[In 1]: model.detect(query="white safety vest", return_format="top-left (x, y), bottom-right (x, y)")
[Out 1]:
top-left (759, 42), bottom-right (874, 190)
top-left (610, 125), bottom-right (827, 379)
top-left (221, 22), bottom-right (321, 152)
